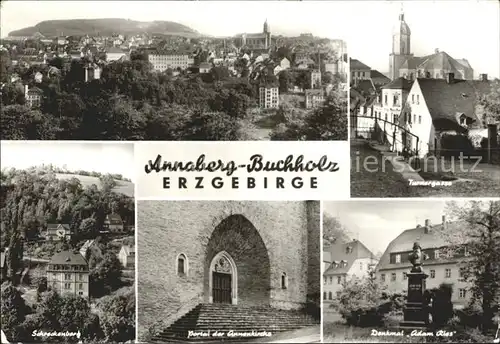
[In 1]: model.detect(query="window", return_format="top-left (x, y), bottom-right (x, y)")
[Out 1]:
top-left (393, 114), bottom-right (398, 123)
top-left (64, 274), bottom-right (71, 280)
top-left (323, 292), bottom-right (327, 300)
top-left (360, 262), bottom-right (363, 270)
top-left (435, 250), bottom-right (441, 259)
top-left (78, 291), bottom-right (83, 296)
top-left (393, 94), bottom-right (399, 106)
top-left (391, 273), bottom-right (396, 282)
top-left (413, 114), bottom-right (416, 123)
top-left (403, 272), bottom-right (407, 280)
top-left (445, 268), bottom-right (451, 278)
top-left (328, 292), bottom-right (333, 300)
top-left (381, 274), bottom-right (386, 282)
top-left (464, 246), bottom-right (470, 256)
top-left (418, 115), bottom-right (422, 124)
top-left (64, 283), bottom-right (71, 289)
top-left (323, 276), bottom-right (327, 284)
top-left (281, 273), bottom-right (288, 289)
top-left (459, 289), bottom-right (466, 298)
top-left (395, 254), bottom-right (401, 263)
top-left (416, 95), bottom-right (420, 104)
top-left (430, 270), bottom-right (436, 278)
top-left (78, 283), bottom-right (83, 290)
top-left (459, 268), bottom-right (466, 279)
top-left (177, 253), bottom-right (188, 276)
top-left (346, 246), bottom-right (353, 254)
top-left (79, 274), bottom-right (83, 281)
top-left (337, 276), bottom-right (342, 284)
top-left (411, 94), bottom-right (415, 104)
top-left (385, 113), bottom-right (388, 121)
top-left (384, 95), bottom-right (388, 105)
top-left (329, 276), bottom-right (333, 285)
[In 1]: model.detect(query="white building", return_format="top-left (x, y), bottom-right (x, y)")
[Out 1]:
top-left (148, 52), bottom-right (194, 72)
top-left (323, 239), bottom-right (378, 303)
top-left (259, 86), bottom-right (279, 109)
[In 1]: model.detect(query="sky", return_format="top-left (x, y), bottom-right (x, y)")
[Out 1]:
top-left (0, 142), bottom-right (135, 182)
top-left (324, 200), bottom-right (451, 255)
top-left (1, 1), bottom-right (498, 77)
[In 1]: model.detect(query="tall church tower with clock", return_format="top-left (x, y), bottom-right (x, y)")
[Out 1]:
top-left (389, 10), bottom-right (413, 80)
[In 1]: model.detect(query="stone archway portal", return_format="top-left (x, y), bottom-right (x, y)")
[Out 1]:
top-left (209, 251), bottom-right (237, 305)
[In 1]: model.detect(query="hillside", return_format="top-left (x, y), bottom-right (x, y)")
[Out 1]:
top-left (9, 18), bottom-right (201, 38)
top-left (55, 173), bottom-right (134, 197)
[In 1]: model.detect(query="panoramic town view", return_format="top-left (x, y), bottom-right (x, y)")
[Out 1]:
top-left (323, 200), bottom-right (500, 343)
top-left (0, 142), bottom-right (135, 344)
top-left (349, 1), bottom-right (500, 197)
top-left (0, 1), bottom-right (348, 141)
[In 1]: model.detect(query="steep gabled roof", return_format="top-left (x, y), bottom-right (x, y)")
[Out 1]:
top-left (382, 77), bottom-right (413, 91)
top-left (416, 78), bottom-right (491, 131)
top-left (324, 240), bottom-right (375, 275)
top-left (46, 223), bottom-right (71, 231)
top-left (350, 58), bottom-right (371, 70)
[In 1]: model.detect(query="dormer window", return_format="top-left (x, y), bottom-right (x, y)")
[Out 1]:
top-left (345, 246), bottom-right (353, 254)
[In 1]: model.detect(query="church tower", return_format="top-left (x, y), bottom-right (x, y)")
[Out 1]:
top-left (263, 19), bottom-right (271, 49)
top-left (389, 10), bottom-right (412, 80)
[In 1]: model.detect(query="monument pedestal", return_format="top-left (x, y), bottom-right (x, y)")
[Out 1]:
top-left (399, 270), bottom-right (428, 330)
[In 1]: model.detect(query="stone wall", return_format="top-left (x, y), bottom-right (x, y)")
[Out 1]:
top-left (137, 201), bottom-right (317, 341)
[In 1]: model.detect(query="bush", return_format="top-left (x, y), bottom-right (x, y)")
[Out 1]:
top-left (455, 301), bottom-right (483, 329)
top-left (430, 283), bottom-right (454, 328)
top-left (440, 134), bottom-right (475, 158)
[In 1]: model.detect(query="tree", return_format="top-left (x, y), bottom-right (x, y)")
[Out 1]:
top-left (323, 214), bottom-right (351, 244)
top-left (1, 282), bottom-right (28, 342)
top-left (185, 110), bottom-right (241, 141)
top-left (1, 83), bottom-right (26, 106)
top-left (7, 230), bottom-right (23, 285)
top-left (98, 289), bottom-right (135, 342)
top-left (99, 174), bottom-right (117, 192)
top-left (438, 200), bottom-right (500, 333)
top-left (90, 253), bottom-right (123, 297)
top-left (480, 79), bottom-right (500, 125)
top-left (79, 217), bottom-right (97, 239)
top-left (0, 105), bottom-right (58, 140)
top-left (278, 70), bottom-right (294, 93)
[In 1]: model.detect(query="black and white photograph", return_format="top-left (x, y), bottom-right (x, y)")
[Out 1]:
top-left (348, 1), bottom-right (500, 197)
top-left (0, 0), bottom-right (348, 141)
top-left (322, 200), bottom-right (500, 343)
top-left (0, 141), bottom-right (136, 344)
top-left (137, 201), bottom-right (321, 343)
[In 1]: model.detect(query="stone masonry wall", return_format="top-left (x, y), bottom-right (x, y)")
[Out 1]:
top-left (137, 201), bottom-right (313, 341)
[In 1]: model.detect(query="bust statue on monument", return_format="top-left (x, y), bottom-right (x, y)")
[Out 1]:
top-left (409, 242), bottom-right (423, 272)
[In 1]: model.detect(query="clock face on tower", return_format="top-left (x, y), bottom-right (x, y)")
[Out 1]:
top-left (57, 229), bottom-right (65, 237)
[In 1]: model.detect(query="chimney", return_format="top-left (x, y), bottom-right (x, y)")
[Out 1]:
top-left (446, 73), bottom-right (454, 84)
top-left (435, 48), bottom-right (439, 54)
top-left (480, 73), bottom-right (488, 81)
top-left (424, 219), bottom-right (431, 233)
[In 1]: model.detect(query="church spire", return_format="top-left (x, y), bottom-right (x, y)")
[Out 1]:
top-left (399, 2), bottom-right (405, 21)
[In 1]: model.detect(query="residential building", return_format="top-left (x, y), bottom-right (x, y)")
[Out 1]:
top-left (350, 58), bottom-right (371, 85)
top-left (106, 47), bottom-right (126, 62)
top-left (400, 74), bottom-right (491, 157)
top-left (389, 11), bottom-right (473, 80)
top-left (118, 245), bottom-right (135, 269)
top-left (46, 250), bottom-right (89, 298)
top-left (103, 213), bottom-right (124, 233)
top-left (148, 52), bottom-right (194, 72)
top-left (370, 70), bottom-right (391, 87)
top-left (199, 62), bottom-right (212, 73)
top-left (259, 86), bottom-right (279, 109)
top-left (323, 239), bottom-right (378, 303)
top-left (305, 89), bottom-right (325, 109)
top-left (24, 85), bottom-right (42, 108)
top-left (40, 223), bottom-right (72, 241)
top-left (84, 63), bottom-right (102, 82)
top-left (280, 57), bottom-right (291, 70)
top-left (367, 77), bottom-right (414, 146)
top-left (310, 70), bottom-right (322, 89)
top-left (376, 217), bottom-right (472, 306)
